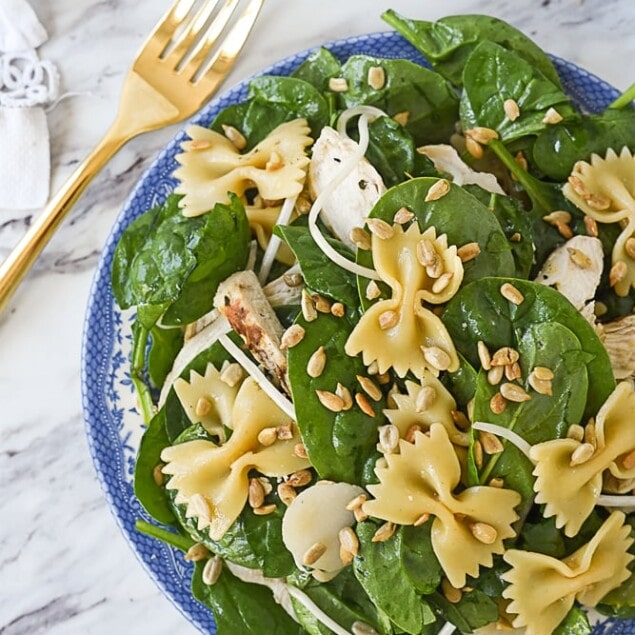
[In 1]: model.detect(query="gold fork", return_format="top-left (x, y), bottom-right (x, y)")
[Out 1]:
top-left (0, 0), bottom-right (263, 314)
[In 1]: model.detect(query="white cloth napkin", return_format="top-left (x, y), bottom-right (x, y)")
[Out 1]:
top-left (0, 0), bottom-right (57, 210)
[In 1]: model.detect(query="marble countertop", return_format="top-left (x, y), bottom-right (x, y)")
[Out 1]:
top-left (0, 0), bottom-right (633, 633)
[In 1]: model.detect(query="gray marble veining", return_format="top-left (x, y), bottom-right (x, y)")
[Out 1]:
top-left (1, 0), bottom-right (633, 633)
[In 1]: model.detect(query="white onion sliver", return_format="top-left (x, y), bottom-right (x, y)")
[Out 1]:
top-left (472, 421), bottom-right (533, 461)
top-left (286, 585), bottom-right (353, 635)
top-left (217, 331), bottom-right (296, 420)
top-left (336, 104), bottom-right (387, 138)
top-left (597, 495), bottom-right (635, 508)
top-left (437, 622), bottom-right (457, 635)
top-left (308, 113), bottom-right (381, 281)
top-left (258, 195), bottom-right (297, 284)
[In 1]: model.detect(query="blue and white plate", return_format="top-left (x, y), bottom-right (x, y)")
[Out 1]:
top-left (81, 31), bottom-right (628, 635)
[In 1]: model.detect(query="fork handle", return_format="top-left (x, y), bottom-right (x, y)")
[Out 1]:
top-left (0, 127), bottom-right (127, 315)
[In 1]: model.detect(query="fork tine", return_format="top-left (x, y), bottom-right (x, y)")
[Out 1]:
top-left (143, 0), bottom-right (198, 56)
top-left (184, 0), bottom-right (263, 83)
top-left (175, 0), bottom-right (240, 73)
top-left (164, 0), bottom-right (224, 67)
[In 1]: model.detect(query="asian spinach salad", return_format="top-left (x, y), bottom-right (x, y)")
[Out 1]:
top-left (111, 10), bottom-right (635, 635)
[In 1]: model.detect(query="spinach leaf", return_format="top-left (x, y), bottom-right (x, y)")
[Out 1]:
top-left (212, 76), bottom-right (329, 148)
top-left (292, 47), bottom-right (342, 92)
top-left (401, 524), bottom-right (443, 595)
top-left (354, 522), bottom-right (436, 635)
top-left (553, 607), bottom-right (592, 635)
top-left (134, 408), bottom-right (178, 525)
top-left (111, 194), bottom-right (250, 326)
top-left (382, 11), bottom-right (562, 89)
top-left (366, 116), bottom-right (439, 188)
top-left (191, 561), bottom-right (304, 635)
top-left (532, 109), bottom-right (635, 181)
top-left (287, 313), bottom-right (383, 484)
top-left (248, 75), bottom-right (329, 137)
top-left (460, 41), bottom-right (574, 143)
top-left (463, 184), bottom-right (534, 279)
top-left (428, 589), bottom-right (499, 633)
top-left (368, 178), bottom-right (516, 283)
top-left (471, 322), bottom-right (590, 508)
top-left (275, 223), bottom-right (360, 308)
top-left (147, 324), bottom-right (183, 388)
top-left (442, 278), bottom-right (615, 419)
top-left (441, 353), bottom-right (478, 408)
top-left (339, 55), bottom-right (459, 145)
top-left (294, 569), bottom-right (393, 635)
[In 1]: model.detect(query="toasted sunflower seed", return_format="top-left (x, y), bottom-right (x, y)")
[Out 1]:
top-left (288, 469), bottom-right (312, 488)
top-left (610, 260), bottom-right (628, 287)
top-left (542, 107), bottom-right (563, 124)
top-left (491, 346), bottom-right (520, 367)
top-left (568, 247), bottom-right (593, 269)
top-left (379, 310), bottom-right (399, 330)
top-left (366, 218), bottom-right (394, 240)
top-left (331, 302), bottom-right (346, 317)
top-left (432, 272), bottom-right (454, 294)
top-left (352, 621), bottom-right (380, 635)
top-left (625, 237), bottom-right (635, 260)
top-left (339, 526), bottom-right (360, 557)
top-left (477, 340), bottom-right (492, 371)
top-left (543, 210), bottom-right (572, 226)
top-left (441, 578), bottom-right (463, 604)
top-left (587, 193), bottom-right (611, 211)
top-left (505, 361), bottom-right (522, 382)
top-left (257, 427), bottom-right (278, 447)
top-left (307, 346), bottom-right (327, 378)
top-left (202, 555), bottom-right (223, 585)
top-left (185, 543), bottom-right (210, 562)
top-left (451, 409), bottom-right (470, 431)
top-left (556, 221), bottom-right (573, 239)
top-left (153, 463), bottom-right (165, 487)
top-left (414, 512), bottom-right (431, 526)
top-left (489, 477), bottom-right (505, 488)
top-left (416, 238), bottom-right (437, 267)
top-left (500, 282), bottom-right (524, 305)
top-left (503, 98), bottom-right (520, 121)
top-left (357, 375), bottom-right (382, 401)
top-left (479, 430), bottom-right (504, 455)
top-left (301, 289), bottom-right (318, 322)
top-left (621, 449), bottom-right (635, 470)
top-left (277, 423), bottom-right (294, 440)
top-left (378, 424), bottom-right (400, 454)
top-left (333, 382), bottom-right (353, 411)
top-left (316, 389), bottom-right (345, 412)
top-left (566, 424), bottom-right (585, 442)
top-left (528, 372), bottom-right (553, 396)
top-left (189, 139), bottom-right (213, 150)
top-left (277, 482), bottom-right (297, 506)
top-left (281, 324), bottom-right (305, 350)
top-left (329, 77), bottom-right (349, 92)
top-left (249, 477), bottom-right (266, 509)
top-left (346, 494), bottom-right (367, 512)
top-left (457, 242), bottom-right (481, 263)
top-left (253, 503), bottom-right (277, 516)
top-left (365, 280), bottom-right (381, 300)
top-left (405, 424), bottom-right (423, 444)
top-left (570, 442), bottom-right (595, 466)
top-left (195, 396), bottom-right (213, 417)
top-left (465, 126), bottom-right (499, 145)
top-left (473, 439), bottom-right (484, 469)
top-left (313, 294), bottom-right (331, 313)
top-left (568, 175), bottom-right (588, 197)
top-left (490, 392), bottom-right (507, 414)
top-left (470, 522), bottom-right (498, 544)
top-left (220, 362), bottom-right (244, 387)
top-left (393, 111), bottom-right (410, 126)
top-left (283, 272), bottom-right (303, 287)
top-left (393, 206), bottom-right (414, 224)
top-left (350, 226), bottom-right (372, 250)
top-left (372, 521), bottom-right (396, 543)
top-left (367, 65), bottom-right (386, 90)
top-left (500, 382), bottom-right (531, 403)
top-left (221, 124), bottom-right (247, 150)
top-left (303, 542), bottom-right (327, 566)
top-left (355, 392), bottom-right (375, 417)
top-left (533, 366), bottom-right (554, 381)
top-left (425, 178), bottom-right (451, 202)
top-left (465, 136), bottom-right (484, 159)
top-left (487, 365), bottom-right (504, 385)
top-left (421, 345), bottom-right (452, 371)
top-left (584, 215), bottom-right (599, 237)
top-left (515, 151), bottom-right (528, 171)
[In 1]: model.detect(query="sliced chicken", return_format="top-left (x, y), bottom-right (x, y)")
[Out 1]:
top-left (598, 315), bottom-right (635, 379)
top-left (214, 270), bottom-right (290, 394)
top-left (263, 263), bottom-right (304, 308)
top-left (309, 126), bottom-right (386, 251)
top-left (535, 236), bottom-right (604, 310)
top-left (418, 144), bottom-right (505, 195)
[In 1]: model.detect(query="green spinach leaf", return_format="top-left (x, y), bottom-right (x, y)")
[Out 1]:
top-left (354, 522), bottom-right (436, 635)
top-left (287, 313), bottom-right (383, 484)
top-left (368, 178), bottom-right (516, 283)
top-left (460, 41), bottom-right (574, 143)
top-left (339, 55), bottom-right (459, 145)
top-left (191, 561), bottom-right (304, 635)
top-left (533, 109), bottom-right (635, 181)
top-left (148, 324), bottom-right (184, 388)
top-left (382, 11), bottom-right (562, 88)
top-left (292, 47), bottom-right (342, 92)
top-left (428, 589), bottom-right (499, 633)
top-left (553, 607), bottom-right (592, 635)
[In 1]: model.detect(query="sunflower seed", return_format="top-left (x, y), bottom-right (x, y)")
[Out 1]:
top-left (301, 289), bottom-right (318, 322)
top-left (329, 77), bottom-right (349, 92)
top-left (465, 126), bottom-right (499, 145)
top-left (352, 621), bottom-right (379, 635)
top-left (221, 124), bottom-right (247, 150)
top-left (257, 427), bottom-right (278, 447)
top-left (587, 193), bottom-right (610, 211)
top-left (277, 482), bottom-right (297, 506)
top-left (405, 424), bottom-right (422, 444)
top-left (528, 372), bottom-right (553, 396)
top-left (393, 111), bottom-right (410, 126)
top-left (457, 242), bottom-right (481, 263)
top-left (393, 206), bottom-right (414, 224)
top-left (346, 494), bottom-right (367, 512)
top-left (568, 247), bottom-right (593, 269)
top-left (465, 136), bottom-right (483, 159)
top-left (515, 151), bottom-right (528, 171)
top-left (365, 280), bottom-right (381, 300)
top-left (366, 218), bottom-right (394, 240)
top-left (202, 556), bottom-right (223, 585)
top-left (425, 179), bottom-right (451, 202)
top-left (477, 341), bottom-right (492, 370)
top-left (556, 221), bottom-right (573, 239)
top-left (487, 365), bottom-right (504, 385)
top-left (505, 362), bottom-right (522, 382)
top-left (303, 542), bottom-right (327, 566)
top-left (414, 512), bottom-right (431, 526)
top-left (220, 362), bottom-right (244, 387)
top-left (625, 237), bottom-right (635, 260)
top-left (441, 578), bottom-right (463, 604)
top-left (355, 392), bottom-right (375, 417)
top-left (610, 260), bottom-right (628, 287)
top-left (533, 366), bottom-right (554, 381)
top-left (490, 392), bottom-right (507, 414)
top-left (253, 503), bottom-right (277, 516)
top-left (470, 522), bottom-right (498, 544)
top-left (372, 521), bottom-right (396, 543)
top-left (542, 210), bottom-right (572, 226)
top-left (489, 477), bottom-right (505, 488)
top-left (416, 238), bottom-right (437, 267)
top-left (189, 139), bottom-right (213, 151)
top-left (378, 424), bottom-right (400, 454)
top-left (566, 424), bottom-right (585, 442)
top-left (421, 345), bottom-right (452, 371)
top-left (350, 227), bottom-right (372, 250)
top-left (503, 98), bottom-right (520, 121)
top-left (277, 423), bottom-right (294, 440)
top-left (367, 65), bottom-right (386, 90)
top-left (621, 449), bottom-right (635, 470)
top-left (584, 215), bottom-right (599, 237)
top-left (153, 463), bottom-right (165, 486)
top-left (542, 107), bottom-right (563, 124)
top-left (316, 389), bottom-right (344, 412)
top-left (331, 302), bottom-right (345, 317)
top-left (479, 430), bottom-right (504, 455)
top-left (416, 385), bottom-right (437, 412)
top-left (570, 442), bottom-right (595, 466)
top-left (357, 375), bottom-right (382, 401)
top-left (500, 282), bottom-right (524, 305)
top-left (432, 272), bottom-right (454, 294)
top-left (281, 324), bottom-right (305, 350)
top-left (288, 469), bottom-right (312, 488)
top-left (339, 526), bottom-right (360, 557)
top-left (500, 382), bottom-right (531, 403)
top-left (491, 347), bottom-right (520, 367)
top-left (185, 543), bottom-right (210, 562)
top-left (307, 346), bottom-right (327, 378)
top-left (249, 478), bottom-right (266, 508)
top-left (473, 439), bottom-right (484, 469)
top-left (195, 397), bottom-right (213, 417)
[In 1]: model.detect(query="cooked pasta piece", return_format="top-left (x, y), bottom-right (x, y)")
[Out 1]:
top-left (174, 362), bottom-right (241, 441)
top-left (502, 511), bottom-right (633, 635)
top-left (363, 423), bottom-right (520, 588)
top-left (174, 119), bottom-right (312, 217)
top-left (345, 223), bottom-right (463, 378)
top-left (246, 203), bottom-right (296, 266)
top-left (161, 377), bottom-right (309, 540)
top-left (562, 147), bottom-right (635, 296)
top-left (383, 374), bottom-right (469, 447)
top-left (530, 381), bottom-right (635, 536)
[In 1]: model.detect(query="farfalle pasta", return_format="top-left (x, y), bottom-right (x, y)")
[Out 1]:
top-left (161, 377), bottom-right (309, 540)
top-left (174, 362), bottom-right (240, 441)
top-left (563, 147), bottom-right (635, 296)
top-left (174, 119), bottom-right (313, 217)
top-left (345, 223), bottom-right (463, 378)
top-left (502, 511), bottom-right (633, 635)
top-left (531, 381), bottom-right (635, 536)
top-left (363, 423), bottom-right (520, 588)
top-left (383, 374), bottom-right (469, 447)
